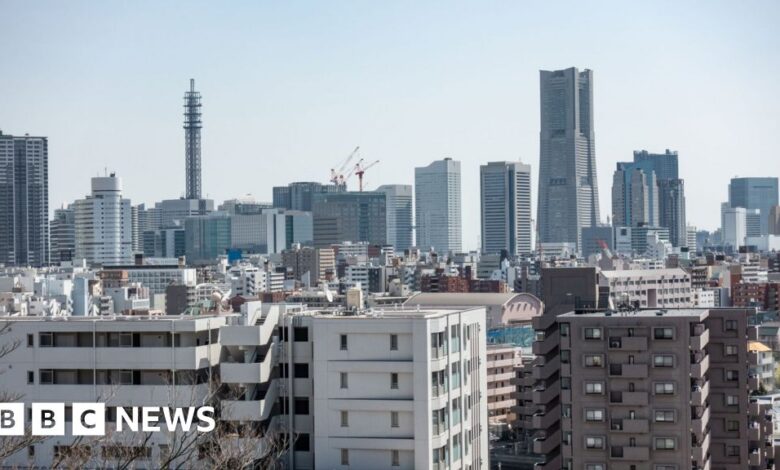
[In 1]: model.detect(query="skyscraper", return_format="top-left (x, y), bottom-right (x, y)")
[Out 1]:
top-left (612, 165), bottom-right (659, 228)
top-left (728, 177), bottom-right (779, 235)
top-left (376, 184), bottom-right (414, 252)
top-left (415, 158), bottom-right (462, 254)
top-left (479, 161), bottom-right (532, 256)
top-left (184, 79), bottom-right (202, 200)
top-left (311, 191), bottom-right (387, 247)
top-left (0, 132), bottom-right (49, 266)
top-left (537, 67), bottom-right (600, 251)
top-left (50, 205), bottom-right (75, 264)
top-left (74, 174), bottom-right (133, 265)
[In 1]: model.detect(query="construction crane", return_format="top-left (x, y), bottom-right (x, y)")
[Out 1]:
top-left (354, 159), bottom-right (380, 191)
top-left (330, 146), bottom-right (360, 188)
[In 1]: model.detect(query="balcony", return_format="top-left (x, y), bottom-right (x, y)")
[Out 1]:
top-left (221, 343), bottom-right (277, 384)
top-left (610, 446), bottom-right (649, 461)
top-left (532, 405), bottom-right (561, 430)
top-left (692, 407), bottom-right (710, 438)
top-left (221, 382), bottom-right (278, 422)
top-left (748, 425), bottom-right (760, 441)
top-left (690, 354), bottom-right (709, 377)
top-left (532, 331), bottom-right (559, 356)
top-left (610, 418), bottom-right (649, 433)
top-left (533, 430), bottom-right (561, 455)
top-left (749, 375), bottom-right (761, 391)
top-left (609, 391), bottom-right (649, 406)
top-left (748, 450), bottom-right (761, 466)
top-left (534, 454), bottom-right (561, 470)
top-left (691, 382), bottom-right (710, 407)
top-left (609, 363), bottom-right (648, 378)
top-left (532, 384), bottom-right (560, 405)
top-left (608, 336), bottom-right (648, 351)
top-left (690, 328), bottom-right (709, 350)
top-left (692, 432), bottom-right (710, 462)
top-left (533, 356), bottom-right (560, 380)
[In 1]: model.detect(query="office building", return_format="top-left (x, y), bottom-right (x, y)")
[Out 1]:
top-left (154, 198), bottom-right (214, 229)
top-left (722, 203), bottom-right (750, 250)
top-left (0, 132), bottom-right (49, 266)
top-left (230, 209), bottom-right (313, 254)
top-left (770, 206), bottom-right (780, 236)
top-left (537, 67), bottom-right (600, 251)
top-left (273, 182), bottom-right (343, 212)
top-left (312, 191), bottom-right (386, 247)
top-left (599, 268), bottom-right (693, 308)
top-left (729, 177), bottom-right (779, 235)
top-left (612, 165), bottom-right (659, 228)
top-left (581, 226), bottom-right (614, 258)
top-left (281, 245), bottom-right (336, 285)
top-left (480, 161), bottom-right (532, 256)
top-left (376, 184), bottom-right (414, 251)
top-left (50, 205), bottom-right (75, 264)
top-left (218, 196), bottom-right (272, 215)
top-left (73, 174), bottom-right (133, 266)
top-left (184, 212), bottom-right (231, 264)
top-left (142, 225), bottom-right (186, 259)
top-left (525, 307), bottom-right (774, 470)
top-left (658, 178), bottom-right (687, 248)
top-left (415, 158), bottom-right (462, 254)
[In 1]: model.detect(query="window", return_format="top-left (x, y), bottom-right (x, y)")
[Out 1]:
top-left (341, 449), bottom-right (349, 465)
top-left (340, 372), bottom-right (348, 389)
top-left (560, 350), bottom-right (570, 364)
top-left (725, 320), bottom-right (737, 331)
top-left (294, 398), bottom-right (309, 415)
top-left (655, 466), bottom-right (676, 470)
top-left (560, 323), bottom-right (570, 337)
top-left (391, 373), bottom-right (399, 390)
top-left (654, 410), bottom-right (675, 422)
top-left (584, 355), bottom-right (603, 367)
top-left (119, 332), bottom-right (132, 347)
top-left (39, 369), bottom-right (53, 385)
top-left (27, 334), bottom-right (33, 347)
top-left (585, 409), bottom-right (604, 422)
top-left (654, 438), bottom-right (675, 450)
top-left (390, 334), bottom-right (398, 351)
top-left (726, 445), bottom-right (739, 457)
top-left (294, 433), bottom-right (310, 452)
top-left (653, 355), bottom-right (674, 367)
top-left (27, 371), bottom-right (34, 384)
top-left (119, 370), bottom-right (133, 385)
top-left (654, 328), bottom-right (673, 339)
top-left (294, 363), bottom-right (309, 378)
top-left (585, 382), bottom-right (603, 394)
top-left (391, 449), bottom-right (400, 467)
top-left (725, 345), bottom-right (738, 356)
top-left (585, 437), bottom-right (604, 449)
top-left (340, 411), bottom-right (349, 427)
top-left (39, 332), bottom-right (53, 347)
top-left (27, 446), bottom-right (35, 457)
top-left (561, 377), bottom-right (571, 390)
top-left (293, 327), bottom-right (308, 342)
top-left (726, 395), bottom-right (738, 406)
top-left (584, 328), bottom-right (602, 340)
top-left (391, 411), bottom-right (399, 428)
top-left (725, 370), bottom-right (739, 381)
top-left (340, 334), bottom-right (348, 350)
top-left (726, 420), bottom-right (739, 431)
top-left (654, 382), bottom-right (675, 395)
top-left (585, 465), bottom-right (605, 470)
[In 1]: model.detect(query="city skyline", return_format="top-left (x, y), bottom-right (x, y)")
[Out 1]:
top-left (1, 1), bottom-right (779, 251)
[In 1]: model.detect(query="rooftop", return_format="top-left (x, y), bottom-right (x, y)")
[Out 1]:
top-left (559, 308), bottom-right (708, 319)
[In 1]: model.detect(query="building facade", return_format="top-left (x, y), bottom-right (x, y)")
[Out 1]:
top-left (480, 161), bottom-right (532, 256)
top-left (376, 184), bottom-right (414, 252)
top-left (73, 175), bottom-right (133, 266)
top-left (537, 67), bottom-right (600, 251)
top-left (415, 158), bottom-right (462, 255)
top-left (729, 177), bottom-right (779, 236)
top-left (312, 191), bottom-right (387, 248)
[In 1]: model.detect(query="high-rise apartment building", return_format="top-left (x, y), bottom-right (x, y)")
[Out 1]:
top-left (377, 184), bottom-right (414, 252)
top-left (521, 307), bottom-right (774, 470)
top-left (312, 191), bottom-right (387, 248)
top-left (415, 158), bottom-right (462, 254)
top-left (50, 205), bottom-right (75, 264)
top-left (537, 67), bottom-right (600, 251)
top-left (73, 174), bottom-right (133, 266)
top-left (480, 161), bottom-right (532, 256)
top-left (0, 132), bottom-right (49, 266)
top-left (729, 177), bottom-right (779, 236)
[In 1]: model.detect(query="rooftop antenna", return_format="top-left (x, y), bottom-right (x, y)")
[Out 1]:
top-left (184, 79), bottom-right (203, 200)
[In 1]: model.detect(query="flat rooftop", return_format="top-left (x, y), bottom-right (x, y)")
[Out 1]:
top-left (559, 308), bottom-right (709, 319)
top-left (310, 306), bottom-right (484, 320)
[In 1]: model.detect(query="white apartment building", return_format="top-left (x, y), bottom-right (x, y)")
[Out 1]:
top-left (103, 264), bottom-right (197, 295)
top-left (599, 267), bottom-right (693, 308)
top-left (73, 175), bottom-right (133, 266)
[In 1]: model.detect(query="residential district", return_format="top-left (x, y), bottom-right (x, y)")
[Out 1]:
top-left (1, 68), bottom-right (780, 470)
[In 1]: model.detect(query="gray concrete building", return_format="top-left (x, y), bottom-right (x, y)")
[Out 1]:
top-left (312, 191), bottom-right (386, 248)
top-left (480, 161), bottom-right (532, 256)
top-left (537, 67), bottom-right (600, 252)
top-left (0, 132), bottom-right (49, 266)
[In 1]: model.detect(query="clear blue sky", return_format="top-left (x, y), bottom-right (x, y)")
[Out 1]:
top-left (2, 0), bottom-right (778, 250)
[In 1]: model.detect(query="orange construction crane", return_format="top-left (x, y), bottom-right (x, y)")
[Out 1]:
top-left (354, 159), bottom-right (379, 191)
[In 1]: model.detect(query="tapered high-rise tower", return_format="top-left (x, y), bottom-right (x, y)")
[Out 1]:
top-left (184, 79), bottom-right (202, 200)
top-left (537, 67), bottom-right (600, 252)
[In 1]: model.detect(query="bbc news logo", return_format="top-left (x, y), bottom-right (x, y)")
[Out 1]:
top-left (0, 404), bottom-right (216, 436)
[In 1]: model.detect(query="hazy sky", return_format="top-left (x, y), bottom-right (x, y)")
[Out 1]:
top-left (2, 1), bottom-right (779, 250)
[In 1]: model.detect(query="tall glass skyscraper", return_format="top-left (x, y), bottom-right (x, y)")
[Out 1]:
top-left (415, 158), bottom-right (462, 254)
top-left (376, 185), bottom-right (413, 252)
top-left (537, 67), bottom-right (600, 251)
top-left (728, 177), bottom-right (779, 235)
top-left (0, 132), bottom-right (49, 266)
top-left (480, 161), bottom-right (532, 256)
